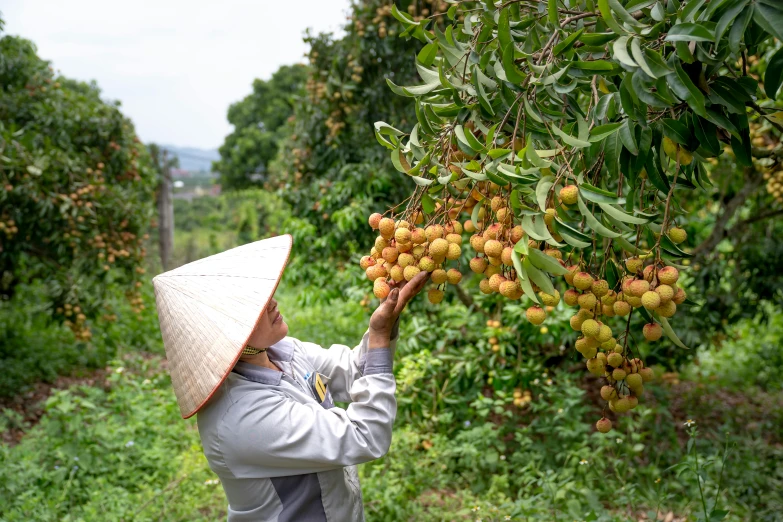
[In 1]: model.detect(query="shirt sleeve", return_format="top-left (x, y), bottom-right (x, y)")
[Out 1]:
top-left (220, 356), bottom-right (396, 477)
top-left (299, 319), bottom-right (399, 403)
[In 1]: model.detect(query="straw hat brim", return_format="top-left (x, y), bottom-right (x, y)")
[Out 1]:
top-left (152, 234), bottom-right (292, 418)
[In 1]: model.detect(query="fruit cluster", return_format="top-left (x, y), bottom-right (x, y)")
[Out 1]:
top-left (363, 212), bottom-right (464, 304)
top-left (764, 169), bottom-right (783, 204)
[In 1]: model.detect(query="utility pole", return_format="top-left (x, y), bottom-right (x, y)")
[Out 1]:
top-left (157, 149), bottom-right (174, 271)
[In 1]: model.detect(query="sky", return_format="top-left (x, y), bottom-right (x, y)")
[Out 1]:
top-left (2, 0), bottom-right (351, 150)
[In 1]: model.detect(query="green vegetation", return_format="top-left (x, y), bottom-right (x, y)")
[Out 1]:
top-left (3, 2), bottom-right (783, 521)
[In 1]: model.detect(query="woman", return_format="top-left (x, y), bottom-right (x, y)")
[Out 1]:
top-left (152, 234), bottom-right (428, 521)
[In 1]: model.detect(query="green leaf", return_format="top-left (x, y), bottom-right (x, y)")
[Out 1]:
top-left (604, 130), bottom-right (621, 177)
top-left (730, 7), bottom-right (753, 54)
top-left (667, 58), bottom-right (707, 117)
top-left (665, 22), bottom-right (714, 42)
top-left (472, 67), bottom-right (495, 116)
top-left (630, 38), bottom-right (656, 78)
top-left (550, 124), bottom-right (591, 148)
top-left (765, 46), bottom-right (783, 100)
top-left (589, 122), bottom-right (623, 142)
top-left (715, 0), bottom-right (748, 44)
top-left (498, 8), bottom-right (512, 50)
top-left (658, 316), bottom-right (690, 349)
top-left (578, 32), bottom-right (618, 45)
top-left (523, 257), bottom-right (555, 296)
top-left (528, 248), bottom-right (570, 275)
top-left (613, 36), bottom-right (638, 68)
top-left (417, 43), bottom-right (439, 66)
top-left (386, 78), bottom-right (440, 97)
top-left (662, 118), bottom-right (691, 145)
top-left (411, 176), bottom-right (434, 186)
top-left (536, 179), bottom-right (554, 212)
top-left (512, 250), bottom-right (540, 303)
top-left (553, 218), bottom-right (593, 248)
top-left (548, 0), bottom-right (559, 26)
top-left (553, 28), bottom-right (585, 56)
top-left (577, 196), bottom-right (622, 238)
top-left (642, 48), bottom-right (674, 78)
top-left (598, 202), bottom-right (649, 224)
top-left (521, 214), bottom-right (553, 242)
top-left (753, 0), bottom-right (783, 41)
top-left (501, 45), bottom-right (526, 84)
top-left (570, 60), bottom-right (618, 72)
top-left (619, 120), bottom-right (638, 155)
top-left (580, 183), bottom-right (623, 204)
top-left (615, 235), bottom-right (648, 255)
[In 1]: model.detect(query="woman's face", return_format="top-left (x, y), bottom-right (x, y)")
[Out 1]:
top-left (246, 298), bottom-right (288, 349)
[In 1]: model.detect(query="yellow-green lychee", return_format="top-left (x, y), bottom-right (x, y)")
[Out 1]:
top-left (607, 352), bottom-right (623, 367)
top-left (656, 300), bottom-right (677, 318)
top-left (655, 284), bottom-right (674, 304)
top-left (643, 322), bottom-right (663, 341)
top-left (639, 367), bottom-right (655, 382)
top-left (573, 271), bottom-right (594, 290)
top-left (373, 279), bottom-right (390, 299)
top-left (626, 373), bottom-right (644, 395)
top-left (499, 280), bottom-right (521, 298)
top-left (586, 356), bottom-right (604, 374)
top-left (613, 301), bottom-right (631, 316)
top-left (446, 243), bottom-right (461, 260)
top-left (625, 257), bottom-right (644, 273)
top-left (431, 268), bottom-right (448, 285)
top-left (601, 385), bottom-right (618, 401)
top-left (526, 306), bottom-right (546, 325)
top-left (395, 227), bottom-right (412, 244)
top-left (581, 319), bottom-right (600, 337)
top-left (489, 273), bottom-right (507, 292)
top-left (672, 287), bottom-right (687, 305)
top-left (390, 265), bottom-right (405, 282)
top-left (559, 184), bottom-right (579, 205)
top-left (597, 324), bottom-right (613, 343)
top-left (564, 265), bottom-right (579, 285)
top-left (669, 227), bottom-right (687, 244)
top-left (411, 228), bottom-right (427, 244)
top-left (403, 265), bottom-right (421, 281)
top-left (418, 256), bottom-right (436, 272)
top-left (429, 238), bottom-right (449, 258)
top-left (629, 279), bottom-right (650, 297)
top-left (641, 291), bottom-right (662, 310)
top-left (601, 290), bottom-right (618, 306)
top-left (428, 288), bottom-right (444, 304)
top-left (539, 289), bottom-right (561, 306)
top-left (501, 247), bottom-right (514, 266)
top-left (614, 396), bottom-right (631, 413)
top-left (479, 278), bottom-right (492, 294)
top-left (591, 279), bottom-right (609, 297)
top-left (425, 224), bottom-right (444, 242)
top-left (564, 289), bottom-right (580, 306)
top-left (578, 292), bottom-right (597, 310)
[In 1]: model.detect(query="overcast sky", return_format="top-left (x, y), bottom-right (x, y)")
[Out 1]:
top-left (2, 1), bottom-right (351, 149)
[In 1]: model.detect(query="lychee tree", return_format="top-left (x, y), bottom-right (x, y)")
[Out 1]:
top-left (0, 28), bottom-right (157, 340)
top-left (363, 0), bottom-right (783, 431)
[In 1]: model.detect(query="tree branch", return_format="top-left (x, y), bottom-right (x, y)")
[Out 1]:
top-left (693, 166), bottom-right (764, 258)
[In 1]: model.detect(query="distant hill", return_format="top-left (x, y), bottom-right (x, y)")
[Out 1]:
top-left (160, 145), bottom-right (220, 173)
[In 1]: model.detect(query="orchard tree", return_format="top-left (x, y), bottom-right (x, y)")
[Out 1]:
top-left (214, 64), bottom-right (309, 190)
top-left (0, 26), bottom-right (157, 340)
top-left (361, 0), bottom-right (783, 431)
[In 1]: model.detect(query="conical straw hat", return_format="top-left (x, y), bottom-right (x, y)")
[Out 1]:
top-left (152, 234), bottom-right (292, 418)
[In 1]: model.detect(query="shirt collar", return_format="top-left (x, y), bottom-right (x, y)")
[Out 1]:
top-left (231, 338), bottom-right (294, 386)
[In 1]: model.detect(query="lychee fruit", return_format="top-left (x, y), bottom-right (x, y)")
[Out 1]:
top-left (672, 287), bottom-right (687, 305)
top-left (483, 239), bottom-right (503, 258)
top-left (564, 289), bottom-right (580, 306)
top-left (668, 227), bottom-right (687, 244)
top-left (360, 255), bottom-right (375, 270)
top-left (613, 396), bottom-right (631, 413)
top-left (395, 227), bottom-right (412, 243)
top-left (581, 319), bottom-right (600, 338)
top-left (656, 300), bottom-right (677, 318)
top-left (418, 256), bottom-right (436, 272)
top-left (655, 284), bottom-right (674, 304)
top-left (602, 304), bottom-right (616, 317)
top-left (559, 184), bottom-right (579, 205)
top-left (403, 265), bottom-right (421, 281)
top-left (429, 238), bottom-right (449, 258)
top-left (600, 385), bottom-right (618, 401)
top-left (464, 220), bottom-right (476, 233)
top-left (597, 324), bottom-right (613, 343)
top-left (488, 273), bottom-right (507, 292)
top-left (641, 291), bottom-right (661, 310)
top-left (373, 279), bottom-right (390, 299)
top-left (375, 236), bottom-right (388, 251)
top-left (539, 289), bottom-right (560, 306)
top-left (398, 253), bottom-right (415, 268)
top-left (446, 220), bottom-right (463, 235)
top-left (526, 306), bottom-right (546, 325)
top-left (390, 265), bottom-right (405, 282)
top-left (382, 247), bottom-right (399, 263)
top-left (625, 257), bottom-right (643, 273)
top-left (578, 292), bottom-right (597, 310)
top-left (470, 234), bottom-right (486, 253)
top-left (446, 268), bottom-right (463, 285)
top-left (431, 268), bottom-right (448, 285)
top-left (445, 233), bottom-right (462, 245)
top-left (625, 295), bottom-right (643, 308)
top-left (487, 255), bottom-right (502, 266)
top-left (643, 323), bottom-right (663, 341)
top-left (411, 228), bottom-right (427, 244)
top-left (596, 417), bottom-right (612, 433)
top-left (470, 257), bottom-right (488, 274)
top-left (484, 264), bottom-right (501, 278)
top-left (573, 272), bottom-right (594, 290)
top-left (626, 373), bottom-right (644, 395)
top-left (425, 224), bottom-right (444, 242)
top-left (629, 279), bottom-right (650, 297)
top-left (642, 265), bottom-right (655, 282)
top-left (591, 279), bottom-right (609, 297)
top-left (564, 265), bottom-right (579, 285)
top-left (379, 218), bottom-right (395, 239)
top-left (544, 248), bottom-right (562, 260)
top-left (368, 213), bottom-right (383, 229)
top-left (658, 266), bottom-right (679, 285)
top-left (446, 243), bottom-right (461, 260)
top-left (428, 288), bottom-right (444, 304)
top-left (499, 280), bottom-right (520, 298)
top-left (586, 356), bottom-right (604, 374)
top-left (639, 367), bottom-right (654, 382)
top-left (509, 225), bottom-right (524, 244)
top-left (607, 352), bottom-right (623, 367)
top-left (501, 247), bottom-right (514, 266)
top-left (479, 278), bottom-right (493, 294)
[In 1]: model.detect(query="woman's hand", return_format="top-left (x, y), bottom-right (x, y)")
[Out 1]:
top-left (368, 271), bottom-right (429, 349)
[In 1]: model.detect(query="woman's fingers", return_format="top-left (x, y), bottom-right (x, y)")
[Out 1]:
top-left (395, 271), bottom-right (429, 313)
